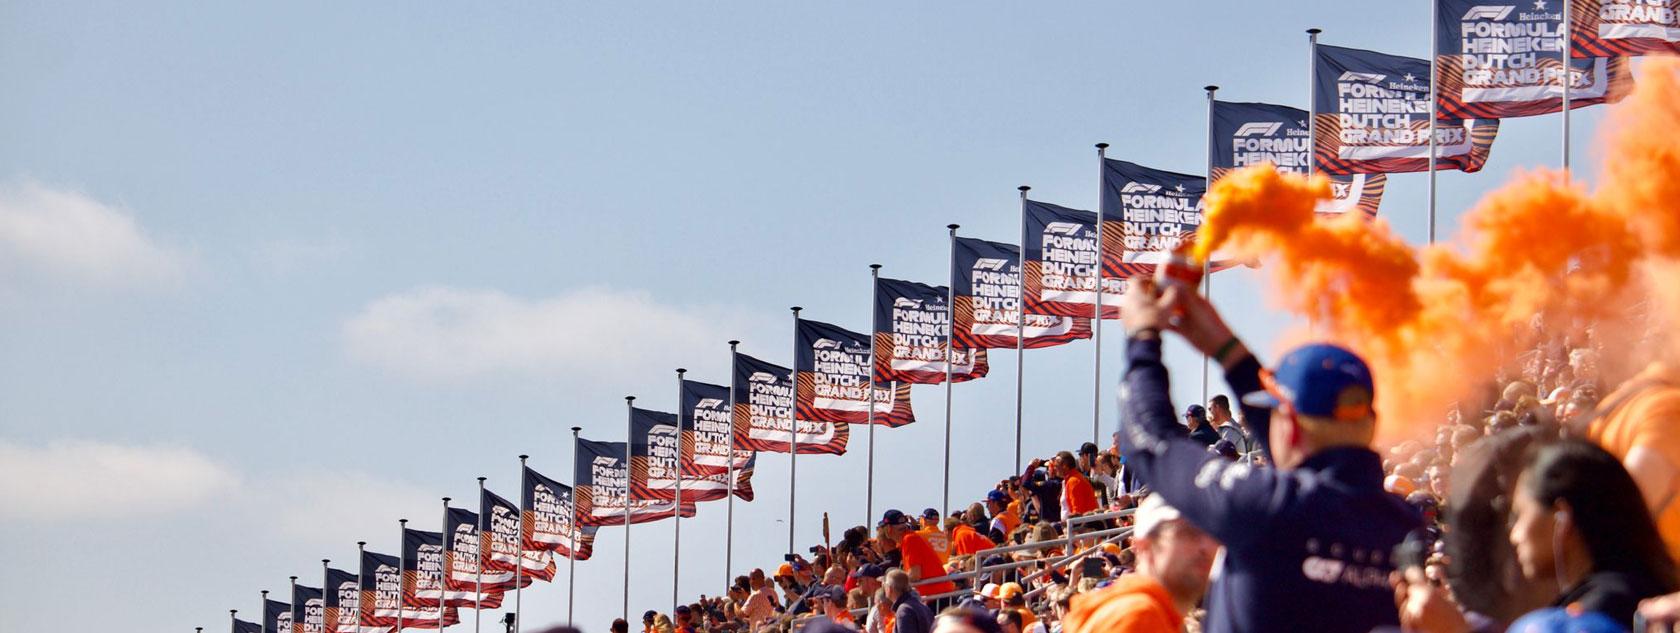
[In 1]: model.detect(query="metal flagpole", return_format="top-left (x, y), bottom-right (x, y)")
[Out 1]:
top-left (622, 397), bottom-right (634, 624)
top-left (673, 367), bottom-right (686, 616)
top-left (1428, 6), bottom-right (1440, 244)
top-left (1092, 145), bottom-right (1108, 447)
top-left (355, 542), bottom-right (366, 633)
top-left (322, 559), bottom-right (331, 633)
top-left (515, 456), bottom-right (527, 633)
top-left (943, 224), bottom-right (959, 519)
top-left (231, 609), bottom-right (238, 633)
top-left (866, 264), bottom-right (881, 527)
top-left (261, 590), bottom-right (269, 633)
top-left (291, 575), bottom-right (299, 633)
top-left (396, 520), bottom-right (406, 633)
top-left (475, 477), bottom-right (486, 633)
top-left (1015, 186), bottom-right (1030, 472)
top-left (441, 496), bottom-right (451, 630)
top-left (725, 340), bottom-right (741, 587)
top-left (1308, 28), bottom-right (1322, 179)
top-left (1561, 0), bottom-right (1572, 170)
top-left (567, 431), bottom-right (582, 627)
top-left (788, 306), bottom-right (802, 556)
top-left (1202, 85), bottom-right (1218, 404)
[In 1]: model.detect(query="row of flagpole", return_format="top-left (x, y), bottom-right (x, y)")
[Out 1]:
top-left (229, 10), bottom-right (1612, 628)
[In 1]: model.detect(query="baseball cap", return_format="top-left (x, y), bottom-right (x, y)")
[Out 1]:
top-left (850, 563), bottom-right (885, 579)
top-left (1184, 404), bottom-right (1207, 420)
top-left (1133, 494), bottom-right (1185, 539)
top-left (642, 610), bottom-right (657, 622)
top-left (776, 563), bottom-right (795, 577)
top-left (826, 585), bottom-right (847, 603)
top-left (1079, 441), bottom-right (1099, 456)
top-left (975, 582), bottom-right (1001, 599)
top-left (921, 508), bottom-right (940, 521)
top-left (878, 509), bottom-right (910, 527)
top-left (985, 489), bottom-right (1009, 504)
top-left (996, 582), bottom-right (1024, 601)
top-left (1242, 343), bottom-right (1375, 421)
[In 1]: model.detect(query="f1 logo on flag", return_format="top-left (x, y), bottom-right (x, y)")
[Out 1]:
top-left (748, 372), bottom-right (778, 383)
top-left (697, 398), bottom-right (723, 408)
top-left (1044, 222), bottom-right (1084, 235)
top-left (1120, 182), bottom-right (1163, 194)
top-left (893, 297), bottom-right (924, 308)
top-left (973, 258), bottom-right (1008, 271)
top-left (1234, 122), bottom-right (1283, 137)
top-left (1461, 5), bottom-right (1514, 20)
top-left (1338, 71), bottom-right (1387, 83)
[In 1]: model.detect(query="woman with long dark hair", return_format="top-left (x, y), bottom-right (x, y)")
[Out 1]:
top-left (1507, 438), bottom-right (1678, 623)
top-left (1398, 436), bottom-right (1678, 630)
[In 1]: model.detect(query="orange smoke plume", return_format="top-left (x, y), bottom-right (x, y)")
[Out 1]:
top-left (1193, 58), bottom-right (1680, 443)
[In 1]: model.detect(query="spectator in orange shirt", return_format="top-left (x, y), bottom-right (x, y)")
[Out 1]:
top-left (944, 516), bottom-right (996, 557)
top-left (1053, 451), bottom-right (1099, 518)
top-left (985, 490), bottom-right (1021, 543)
top-left (879, 509), bottom-right (958, 598)
top-left (1064, 495), bottom-right (1218, 633)
top-left (918, 508), bottom-right (952, 563)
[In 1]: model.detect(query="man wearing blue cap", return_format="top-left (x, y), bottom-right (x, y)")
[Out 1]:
top-left (1114, 278), bottom-right (1420, 633)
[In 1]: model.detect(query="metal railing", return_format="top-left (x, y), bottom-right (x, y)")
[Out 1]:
top-left (911, 508), bottom-right (1135, 604)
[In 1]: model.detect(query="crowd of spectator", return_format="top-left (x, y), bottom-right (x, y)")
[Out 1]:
top-left (614, 279), bottom-right (1680, 633)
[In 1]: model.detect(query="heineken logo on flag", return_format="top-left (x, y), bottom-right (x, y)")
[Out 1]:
top-left (951, 236), bottom-right (1091, 349)
top-left (1314, 43), bottom-right (1500, 174)
top-left (441, 507), bottom-right (512, 604)
top-left (1210, 100), bottom-right (1387, 217)
top-left (358, 550), bottom-right (400, 628)
top-left (1020, 200), bottom-right (1124, 318)
top-left (322, 567), bottom-right (358, 633)
top-left (730, 353), bottom-right (851, 454)
top-left (480, 489), bottom-right (555, 583)
top-left (1101, 159), bottom-right (1221, 278)
top-left (872, 278), bottom-right (990, 383)
top-left (265, 598), bottom-right (292, 633)
top-left (1437, 0), bottom-right (1633, 118)
top-left (680, 380), bottom-right (736, 475)
top-left (1570, 0), bottom-right (1680, 57)
top-left (796, 318), bottom-right (915, 427)
top-left (630, 408), bottom-right (687, 499)
top-left (519, 467), bottom-right (597, 560)
top-left (574, 437), bottom-right (699, 526)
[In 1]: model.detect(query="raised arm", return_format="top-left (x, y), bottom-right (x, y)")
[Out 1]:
top-left (1116, 279), bottom-right (1283, 548)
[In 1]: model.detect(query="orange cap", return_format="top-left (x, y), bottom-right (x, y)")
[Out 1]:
top-left (776, 563), bottom-right (795, 577)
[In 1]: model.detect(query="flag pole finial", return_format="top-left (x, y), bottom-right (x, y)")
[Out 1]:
top-left (1307, 27), bottom-right (1322, 35)
top-left (677, 368), bottom-right (686, 375)
top-left (322, 558), bottom-right (329, 564)
top-left (356, 540), bottom-right (366, 547)
top-left (870, 263), bottom-right (881, 270)
top-left (947, 223), bottom-right (959, 231)
top-left (1204, 84), bottom-right (1219, 92)
top-left (1018, 185), bottom-right (1030, 192)
top-left (519, 454), bottom-right (529, 460)
top-left (1095, 142), bottom-right (1109, 150)
top-left (477, 476), bottom-right (486, 483)
top-left (570, 426), bottom-right (581, 433)
top-left (442, 496), bottom-right (451, 503)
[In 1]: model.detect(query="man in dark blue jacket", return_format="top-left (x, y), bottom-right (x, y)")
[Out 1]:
top-left (1115, 278), bottom-right (1420, 633)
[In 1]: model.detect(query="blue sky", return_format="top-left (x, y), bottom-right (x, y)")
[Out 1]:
top-left (0, 1), bottom-right (1610, 631)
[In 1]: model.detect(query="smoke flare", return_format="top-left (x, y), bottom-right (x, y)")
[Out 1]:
top-left (1193, 58), bottom-right (1680, 442)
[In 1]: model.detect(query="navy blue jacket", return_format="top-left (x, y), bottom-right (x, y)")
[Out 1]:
top-left (1119, 336), bottom-right (1420, 633)
top-left (1019, 463), bottom-right (1062, 524)
top-left (891, 590), bottom-right (933, 633)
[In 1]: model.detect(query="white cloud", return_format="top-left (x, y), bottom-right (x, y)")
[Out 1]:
top-left (0, 178), bottom-right (187, 288)
top-left (0, 438), bottom-right (239, 521)
top-left (343, 286), bottom-right (775, 382)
